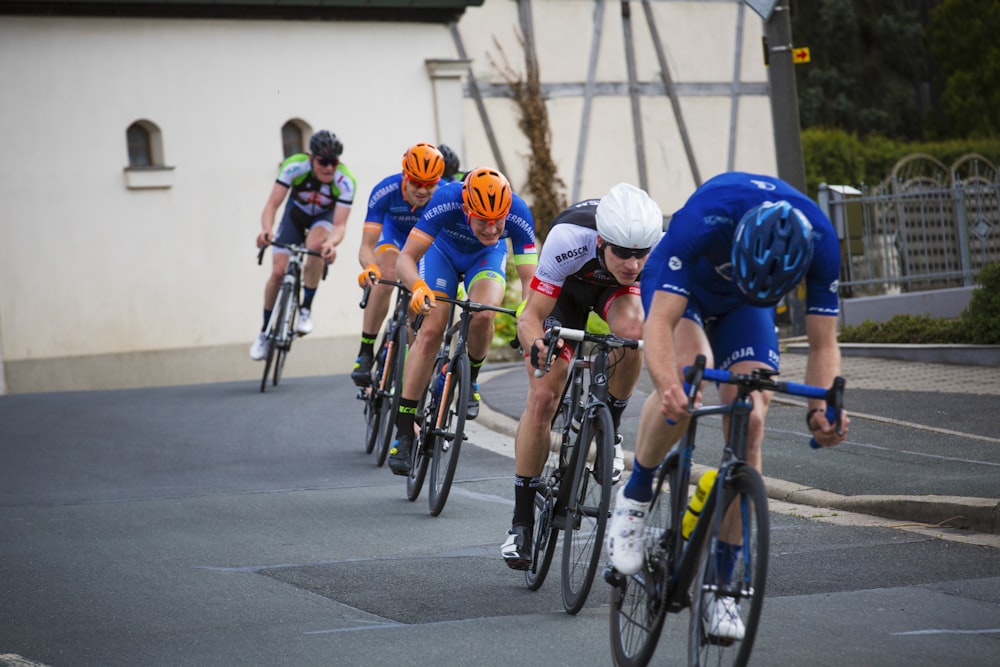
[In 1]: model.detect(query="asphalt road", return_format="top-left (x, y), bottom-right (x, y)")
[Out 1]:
top-left (1, 373), bottom-right (998, 666)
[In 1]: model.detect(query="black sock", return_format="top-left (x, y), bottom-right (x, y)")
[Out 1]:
top-left (469, 355), bottom-right (485, 384)
top-left (359, 332), bottom-right (377, 357)
top-left (301, 287), bottom-right (316, 310)
top-left (395, 397), bottom-right (419, 440)
top-left (513, 475), bottom-right (541, 527)
top-left (262, 309), bottom-right (271, 331)
top-left (608, 392), bottom-right (630, 432)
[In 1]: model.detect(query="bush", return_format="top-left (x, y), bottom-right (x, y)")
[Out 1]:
top-left (959, 262), bottom-right (1000, 344)
top-left (839, 262), bottom-right (1000, 345)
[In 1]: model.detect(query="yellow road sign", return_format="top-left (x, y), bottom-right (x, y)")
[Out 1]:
top-left (793, 47), bottom-right (811, 64)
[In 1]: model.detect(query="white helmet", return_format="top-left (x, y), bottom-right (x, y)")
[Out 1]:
top-left (595, 183), bottom-right (664, 249)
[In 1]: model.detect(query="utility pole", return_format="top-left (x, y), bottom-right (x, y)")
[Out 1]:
top-left (762, 0), bottom-right (807, 336)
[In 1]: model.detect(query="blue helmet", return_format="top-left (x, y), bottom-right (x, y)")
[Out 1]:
top-left (731, 200), bottom-right (814, 306)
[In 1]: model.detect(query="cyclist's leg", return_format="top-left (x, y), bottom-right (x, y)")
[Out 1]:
top-left (599, 283), bottom-right (645, 481)
top-left (461, 242), bottom-right (508, 418)
top-left (388, 244), bottom-right (458, 474)
top-left (354, 237), bottom-right (403, 384)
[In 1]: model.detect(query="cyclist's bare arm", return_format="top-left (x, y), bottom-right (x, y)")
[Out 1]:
top-left (321, 204), bottom-right (351, 261)
top-left (644, 290), bottom-right (693, 423)
top-left (259, 182), bottom-right (289, 248)
top-left (516, 289), bottom-right (558, 360)
top-left (515, 262), bottom-right (536, 302)
top-left (357, 222), bottom-right (382, 275)
top-left (804, 313), bottom-right (849, 445)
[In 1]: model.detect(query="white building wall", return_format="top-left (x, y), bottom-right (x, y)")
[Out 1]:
top-left (0, 0), bottom-right (776, 392)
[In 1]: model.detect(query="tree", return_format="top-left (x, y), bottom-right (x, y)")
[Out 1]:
top-left (927, 0), bottom-right (1000, 138)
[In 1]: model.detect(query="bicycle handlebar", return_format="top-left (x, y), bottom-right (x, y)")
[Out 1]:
top-left (534, 326), bottom-right (643, 378)
top-left (358, 273), bottom-right (410, 309)
top-left (682, 354), bottom-right (845, 449)
top-left (257, 241), bottom-right (328, 279)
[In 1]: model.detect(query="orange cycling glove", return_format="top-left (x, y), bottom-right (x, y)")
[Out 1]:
top-left (410, 279), bottom-right (435, 315)
top-left (357, 263), bottom-right (381, 287)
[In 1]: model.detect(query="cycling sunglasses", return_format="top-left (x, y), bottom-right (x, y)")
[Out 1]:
top-left (607, 244), bottom-right (651, 260)
top-left (407, 176), bottom-right (438, 190)
top-left (314, 157), bottom-right (338, 167)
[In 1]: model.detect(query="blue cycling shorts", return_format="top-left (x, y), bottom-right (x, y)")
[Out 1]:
top-left (419, 240), bottom-right (508, 298)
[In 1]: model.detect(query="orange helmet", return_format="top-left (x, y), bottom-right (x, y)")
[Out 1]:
top-left (462, 168), bottom-right (512, 220)
top-left (401, 143), bottom-right (445, 182)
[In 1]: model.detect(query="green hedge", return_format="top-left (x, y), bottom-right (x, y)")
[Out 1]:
top-left (802, 127), bottom-right (1000, 198)
top-left (839, 262), bottom-right (1000, 345)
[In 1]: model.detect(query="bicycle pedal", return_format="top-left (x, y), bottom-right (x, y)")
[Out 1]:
top-left (604, 565), bottom-right (626, 587)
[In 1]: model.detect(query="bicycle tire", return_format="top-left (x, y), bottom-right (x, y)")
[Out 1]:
top-left (688, 464), bottom-right (769, 667)
top-left (609, 466), bottom-right (675, 667)
top-left (406, 353), bottom-right (440, 502)
top-left (376, 324), bottom-right (407, 467)
top-left (561, 403), bottom-right (613, 615)
top-left (273, 286), bottom-right (296, 388)
top-left (260, 337), bottom-right (276, 393)
top-left (428, 353), bottom-right (469, 516)
top-left (523, 482), bottom-right (559, 590)
top-left (363, 328), bottom-right (392, 455)
top-left (260, 284), bottom-right (291, 393)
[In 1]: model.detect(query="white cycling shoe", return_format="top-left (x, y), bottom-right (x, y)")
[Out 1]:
top-left (703, 595), bottom-right (746, 641)
top-left (295, 307), bottom-right (314, 335)
top-left (249, 333), bottom-right (268, 361)
top-left (607, 487), bottom-right (651, 575)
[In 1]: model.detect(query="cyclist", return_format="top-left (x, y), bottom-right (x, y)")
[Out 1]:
top-left (250, 130), bottom-right (356, 360)
top-left (438, 144), bottom-right (464, 183)
top-left (607, 171), bottom-right (851, 640)
top-left (351, 143), bottom-right (445, 386)
top-left (500, 183), bottom-right (664, 570)
top-left (386, 167), bottom-right (538, 475)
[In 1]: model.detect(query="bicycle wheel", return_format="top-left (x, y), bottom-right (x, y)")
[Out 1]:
top-left (406, 355), bottom-right (439, 502)
top-left (609, 466), bottom-right (675, 667)
top-left (260, 336), bottom-right (276, 393)
top-left (363, 330), bottom-right (392, 455)
top-left (688, 464), bottom-right (769, 667)
top-left (428, 353), bottom-right (469, 516)
top-left (376, 324), bottom-right (408, 468)
top-left (260, 285), bottom-right (291, 393)
top-left (561, 403), bottom-right (613, 615)
top-left (273, 289), bottom-right (296, 388)
top-left (524, 404), bottom-right (572, 591)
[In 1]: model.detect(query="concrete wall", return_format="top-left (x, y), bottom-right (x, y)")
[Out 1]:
top-left (840, 287), bottom-right (975, 327)
top-left (0, 0), bottom-right (776, 393)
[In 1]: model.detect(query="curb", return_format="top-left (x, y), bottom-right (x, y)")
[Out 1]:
top-left (476, 390), bottom-right (999, 535)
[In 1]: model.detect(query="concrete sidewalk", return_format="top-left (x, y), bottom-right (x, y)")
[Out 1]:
top-left (474, 352), bottom-right (1000, 534)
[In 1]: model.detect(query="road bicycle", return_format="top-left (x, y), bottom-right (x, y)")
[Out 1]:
top-left (607, 354), bottom-right (845, 667)
top-left (405, 294), bottom-right (516, 517)
top-left (255, 241), bottom-right (326, 393)
top-left (525, 326), bottom-right (643, 615)
top-left (356, 276), bottom-right (412, 467)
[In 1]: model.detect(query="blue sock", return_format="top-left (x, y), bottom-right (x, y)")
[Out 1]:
top-left (302, 287), bottom-right (316, 310)
top-left (623, 458), bottom-right (658, 503)
top-left (715, 541), bottom-right (742, 586)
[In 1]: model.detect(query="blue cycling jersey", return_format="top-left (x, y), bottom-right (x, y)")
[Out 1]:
top-left (412, 181), bottom-right (537, 262)
top-left (645, 171), bottom-right (841, 318)
top-left (364, 173), bottom-right (431, 251)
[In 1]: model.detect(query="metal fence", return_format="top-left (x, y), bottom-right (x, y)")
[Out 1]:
top-left (818, 153), bottom-right (1000, 298)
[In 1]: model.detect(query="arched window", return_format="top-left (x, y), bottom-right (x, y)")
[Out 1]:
top-left (127, 123), bottom-right (153, 166)
top-left (126, 120), bottom-right (164, 166)
top-left (124, 119), bottom-right (173, 189)
top-left (281, 119), bottom-right (311, 158)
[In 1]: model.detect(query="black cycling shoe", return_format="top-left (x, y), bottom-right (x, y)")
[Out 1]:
top-left (351, 352), bottom-right (374, 387)
top-left (501, 524), bottom-right (533, 570)
top-left (387, 435), bottom-right (413, 476)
